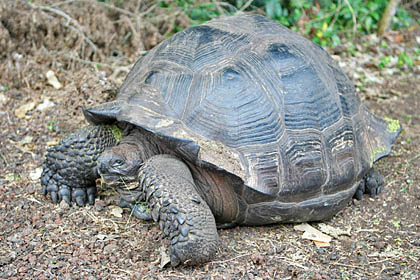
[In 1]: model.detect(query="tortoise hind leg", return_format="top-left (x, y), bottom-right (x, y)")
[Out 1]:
top-left (126, 154), bottom-right (218, 266)
top-left (353, 169), bottom-right (384, 200)
top-left (41, 125), bottom-right (120, 206)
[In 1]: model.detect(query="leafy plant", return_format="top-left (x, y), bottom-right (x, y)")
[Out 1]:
top-left (157, 0), bottom-right (414, 47)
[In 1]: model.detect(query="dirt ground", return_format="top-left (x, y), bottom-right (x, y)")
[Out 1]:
top-left (0, 1), bottom-right (419, 279)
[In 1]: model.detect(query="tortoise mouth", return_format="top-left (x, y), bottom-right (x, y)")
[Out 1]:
top-left (99, 173), bottom-right (138, 188)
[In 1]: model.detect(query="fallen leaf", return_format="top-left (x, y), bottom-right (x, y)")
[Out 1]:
top-left (109, 206), bottom-right (123, 218)
top-left (159, 246), bottom-right (171, 268)
top-left (0, 93), bottom-right (7, 104)
top-left (46, 141), bottom-right (59, 147)
top-left (46, 70), bottom-right (62, 89)
top-left (394, 33), bottom-right (403, 43)
top-left (318, 223), bottom-right (351, 238)
top-left (313, 240), bottom-right (330, 248)
top-left (96, 234), bottom-right (107, 240)
top-left (36, 98), bottom-right (55, 111)
top-left (294, 223), bottom-right (332, 243)
top-left (29, 168), bottom-right (42, 181)
top-left (15, 102), bottom-right (35, 118)
top-left (20, 135), bottom-right (33, 145)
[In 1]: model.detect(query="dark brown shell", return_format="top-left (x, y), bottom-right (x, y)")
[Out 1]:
top-left (86, 14), bottom-right (400, 223)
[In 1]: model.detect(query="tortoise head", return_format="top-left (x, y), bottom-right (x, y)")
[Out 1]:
top-left (97, 143), bottom-right (143, 187)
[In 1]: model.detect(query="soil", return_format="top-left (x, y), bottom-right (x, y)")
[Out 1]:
top-left (0, 1), bottom-right (419, 279)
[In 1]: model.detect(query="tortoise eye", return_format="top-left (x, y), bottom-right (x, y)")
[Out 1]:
top-left (112, 158), bottom-right (125, 167)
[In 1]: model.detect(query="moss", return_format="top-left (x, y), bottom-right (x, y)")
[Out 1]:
top-left (371, 146), bottom-right (388, 163)
top-left (384, 117), bottom-right (401, 133)
top-left (107, 125), bottom-right (123, 142)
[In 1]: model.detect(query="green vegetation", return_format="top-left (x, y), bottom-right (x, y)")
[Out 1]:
top-left (156, 0), bottom-right (414, 47)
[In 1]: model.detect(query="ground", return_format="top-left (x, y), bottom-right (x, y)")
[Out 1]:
top-left (0, 1), bottom-right (419, 279)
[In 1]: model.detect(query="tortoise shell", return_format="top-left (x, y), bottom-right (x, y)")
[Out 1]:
top-left (86, 14), bottom-right (399, 223)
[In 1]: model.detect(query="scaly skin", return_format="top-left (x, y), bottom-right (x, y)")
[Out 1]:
top-left (354, 169), bottom-right (384, 200)
top-left (115, 154), bottom-right (219, 266)
top-left (41, 125), bottom-right (120, 205)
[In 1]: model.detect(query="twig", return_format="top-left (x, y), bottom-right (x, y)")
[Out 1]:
top-left (403, 0), bottom-right (420, 8)
top-left (276, 256), bottom-right (309, 269)
top-left (51, 0), bottom-right (158, 17)
top-left (26, 1), bottom-right (98, 53)
top-left (210, 253), bottom-right (251, 264)
top-left (343, 0), bottom-right (357, 34)
top-left (331, 262), bottom-right (365, 269)
top-left (368, 258), bottom-right (395, 264)
top-left (61, 54), bottom-right (112, 69)
top-left (26, 196), bottom-right (44, 205)
top-left (409, 153), bottom-right (420, 162)
top-left (239, 0), bottom-right (254, 12)
top-left (51, 0), bottom-right (134, 16)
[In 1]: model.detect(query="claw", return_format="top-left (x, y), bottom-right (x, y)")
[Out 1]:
top-left (73, 188), bottom-right (87, 206)
top-left (75, 196), bottom-right (85, 206)
top-left (50, 191), bottom-right (59, 203)
top-left (42, 185), bottom-right (48, 196)
top-left (86, 186), bottom-right (97, 205)
top-left (132, 204), bottom-right (152, 220)
top-left (63, 195), bottom-right (71, 205)
top-left (88, 194), bottom-right (95, 205)
top-left (58, 187), bottom-right (71, 198)
top-left (354, 190), bottom-right (363, 200)
top-left (58, 188), bottom-right (71, 205)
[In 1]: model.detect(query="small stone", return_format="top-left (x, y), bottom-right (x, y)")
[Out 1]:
top-left (162, 200), bottom-right (170, 207)
top-left (375, 241), bottom-right (386, 250)
top-left (59, 200), bottom-right (70, 209)
top-left (103, 243), bottom-right (118, 254)
top-left (329, 254), bottom-right (337, 260)
top-left (412, 240), bottom-right (420, 247)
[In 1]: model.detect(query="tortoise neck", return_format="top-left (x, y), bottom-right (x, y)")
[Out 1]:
top-left (120, 127), bottom-right (162, 162)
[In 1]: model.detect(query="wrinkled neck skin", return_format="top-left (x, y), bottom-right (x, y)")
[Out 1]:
top-left (98, 126), bottom-right (161, 202)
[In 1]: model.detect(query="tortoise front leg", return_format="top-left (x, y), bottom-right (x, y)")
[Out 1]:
top-left (41, 125), bottom-right (121, 206)
top-left (120, 154), bottom-right (219, 266)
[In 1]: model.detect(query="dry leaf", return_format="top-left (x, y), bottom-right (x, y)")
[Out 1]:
top-left (96, 234), bottom-right (107, 240)
top-left (159, 246), bottom-right (171, 268)
top-left (109, 206), bottom-right (123, 218)
top-left (15, 102), bottom-right (35, 118)
top-left (36, 98), bottom-right (55, 111)
top-left (318, 223), bottom-right (351, 238)
top-left (46, 70), bottom-right (62, 89)
top-left (29, 168), bottom-right (42, 181)
top-left (20, 135), bottom-right (33, 145)
top-left (0, 93), bottom-right (7, 104)
top-left (313, 240), bottom-right (330, 248)
top-left (294, 223), bottom-right (332, 243)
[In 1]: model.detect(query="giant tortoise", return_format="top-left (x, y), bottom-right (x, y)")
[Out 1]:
top-left (41, 14), bottom-right (401, 265)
